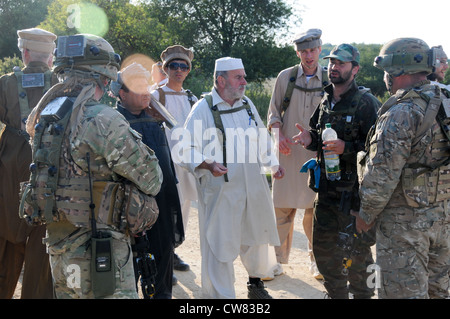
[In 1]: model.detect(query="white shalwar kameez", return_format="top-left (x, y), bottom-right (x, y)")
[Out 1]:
top-left (151, 86), bottom-right (198, 230)
top-left (177, 88), bottom-right (280, 298)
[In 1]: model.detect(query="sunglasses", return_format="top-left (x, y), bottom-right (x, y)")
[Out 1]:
top-left (168, 62), bottom-right (190, 72)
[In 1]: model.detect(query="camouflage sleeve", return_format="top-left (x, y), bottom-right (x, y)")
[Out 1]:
top-left (102, 112), bottom-right (163, 196)
top-left (77, 107), bottom-right (163, 196)
top-left (359, 102), bottom-right (422, 224)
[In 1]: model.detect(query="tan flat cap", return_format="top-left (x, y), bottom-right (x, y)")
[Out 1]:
top-left (293, 28), bottom-right (322, 51)
top-left (17, 28), bottom-right (57, 54)
top-left (161, 45), bottom-right (194, 69)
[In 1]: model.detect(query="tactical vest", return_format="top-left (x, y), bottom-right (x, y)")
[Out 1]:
top-left (359, 85), bottom-right (450, 208)
top-left (6, 68), bottom-right (53, 139)
top-left (19, 99), bottom-right (122, 228)
top-left (19, 97), bottom-right (75, 225)
top-left (157, 87), bottom-right (196, 107)
top-left (203, 93), bottom-right (256, 182)
top-left (281, 65), bottom-right (329, 118)
top-left (317, 86), bottom-right (371, 184)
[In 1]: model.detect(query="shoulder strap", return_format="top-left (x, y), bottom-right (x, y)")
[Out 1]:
top-left (158, 88), bottom-right (196, 108)
top-left (185, 89), bottom-right (196, 108)
top-left (204, 94), bottom-right (255, 182)
top-left (127, 117), bottom-right (160, 124)
top-left (14, 69), bottom-right (53, 124)
top-left (413, 88), bottom-right (442, 146)
top-left (204, 94), bottom-right (228, 182)
top-left (281, 65), bottom-right (329, 118)
top-left (157, 87), bottom-right (165, 106)
top-left (14, 70), bottom-right (31, 124)
top-left (281, 65), bottom-right (299, 117)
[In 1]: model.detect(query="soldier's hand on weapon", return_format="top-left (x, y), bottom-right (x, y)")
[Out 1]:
top-left (271, 123), bottom-right (295, 156)
top-left (323, 139), bottom-right (345, 155)
top-left (292, 123), bottom-right (312, 149)
top-left (350, 210), bottom-right (375, 233)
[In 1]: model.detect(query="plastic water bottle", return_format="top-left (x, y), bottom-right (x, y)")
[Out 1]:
top-left (322, 123), bottom-right (341, 181)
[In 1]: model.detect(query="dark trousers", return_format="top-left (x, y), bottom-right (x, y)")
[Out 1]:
top-left (313, 197), bottom-right (376, 299)
top-left (0, 225), bottom-right (53, 299)
top-left (133, 228), bottom-right (174, 299)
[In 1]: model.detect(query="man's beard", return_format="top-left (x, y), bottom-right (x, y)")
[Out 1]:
top-left (225, 84), bottom-right (246, 101)
top-left (329, 69), bottom-right (352, 84)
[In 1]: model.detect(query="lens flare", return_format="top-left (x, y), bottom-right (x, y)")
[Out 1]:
top-left (121, 54), bottom-right (156, 90)
top-left (68, 2), bottom-right (109, 37)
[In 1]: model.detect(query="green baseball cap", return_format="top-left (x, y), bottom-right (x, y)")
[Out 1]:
top-left (324, 43), bottom-right (360, 64)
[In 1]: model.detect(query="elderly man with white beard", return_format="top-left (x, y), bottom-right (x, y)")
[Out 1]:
top-left (176, 57), bottom-right (284, 299)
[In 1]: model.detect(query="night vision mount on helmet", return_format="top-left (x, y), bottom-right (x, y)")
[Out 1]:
top-left (53, 34), bottom-right (121, 81)
top-left (373, 37), bottom-right (439, 77)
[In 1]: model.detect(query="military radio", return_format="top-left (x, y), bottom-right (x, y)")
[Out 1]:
top-left (86, 152), bottom-right (116, 298)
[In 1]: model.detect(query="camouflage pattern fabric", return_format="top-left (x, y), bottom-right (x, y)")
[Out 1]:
top-left (359, 82), bottom-right (450, 298)
top-left (376, 205), bottom-right (449, 298)
top-left (47, 225), bottom-right (138, 299)
top-left (359, 83), bottom-right (450, 222)
top-left (57, 102), bottom-right (161, 231)
top-left (314, 196), bottom-right (375, 299)
top-left (40, 101), bottom-right (162, 299)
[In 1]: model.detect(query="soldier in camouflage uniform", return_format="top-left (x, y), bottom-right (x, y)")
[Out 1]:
top-left (294, 44), bottom-right (381, 298)
top-left (20, 34), bottom-right (163, 299)
top-left (353, 38), bottom-right (450, 299)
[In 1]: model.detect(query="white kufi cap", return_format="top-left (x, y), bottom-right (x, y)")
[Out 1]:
top-left (215, 57), bottom-right (244, 72)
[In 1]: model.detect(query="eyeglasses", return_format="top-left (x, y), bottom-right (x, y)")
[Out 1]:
top-left (168, 62), bottom-right (190, 72)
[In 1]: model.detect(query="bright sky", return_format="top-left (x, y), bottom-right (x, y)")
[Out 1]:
top-left (292, 0), bottom-right (450, 54)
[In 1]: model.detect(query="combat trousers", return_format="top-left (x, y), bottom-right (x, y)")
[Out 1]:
top-left (47, 223), bottom-right (138, 299)
top-left (313, 198), bottom-right (375, 299)
top-left (0, 225), bottom-right (53, 299)
top-left (376, 206), bottom-right (450, 299)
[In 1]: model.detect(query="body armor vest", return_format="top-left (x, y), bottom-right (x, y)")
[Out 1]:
top-left (400, 86), bottom-right (450, 207)
top-left (20, 98), bottom-right (122, 228)
top-left (359, 84), bottom-right (450, 208)
top-left (20, 97), bottom-right (75, 225)
top-left (317, 87), bottom-right (371, 188)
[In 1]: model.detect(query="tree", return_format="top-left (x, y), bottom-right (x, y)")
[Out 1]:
top-left (355, 43), bottom-right (386, 98)
top-left (0, 0), bottom-right (52, 59)
top-left (149, 0), bottom-right (292, 56)
top-left (145, 0), bottom-right (296, 81)
top-left (320, 43), bottom-right (386, 99)
top-left (39, 0), bottom-right (170, 62)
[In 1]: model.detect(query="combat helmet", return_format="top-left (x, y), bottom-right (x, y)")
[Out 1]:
top-left (373, 37), bottom-right (436, 77)
top-left (53, 34), bottom-right (121, 81)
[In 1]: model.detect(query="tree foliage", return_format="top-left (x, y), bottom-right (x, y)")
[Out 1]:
top-left (144, 0), bottom-right (296, 81)
top-left (0, 0), bottom-right (52, 58)
top-left (0, 0), bottom-right (391, 98)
